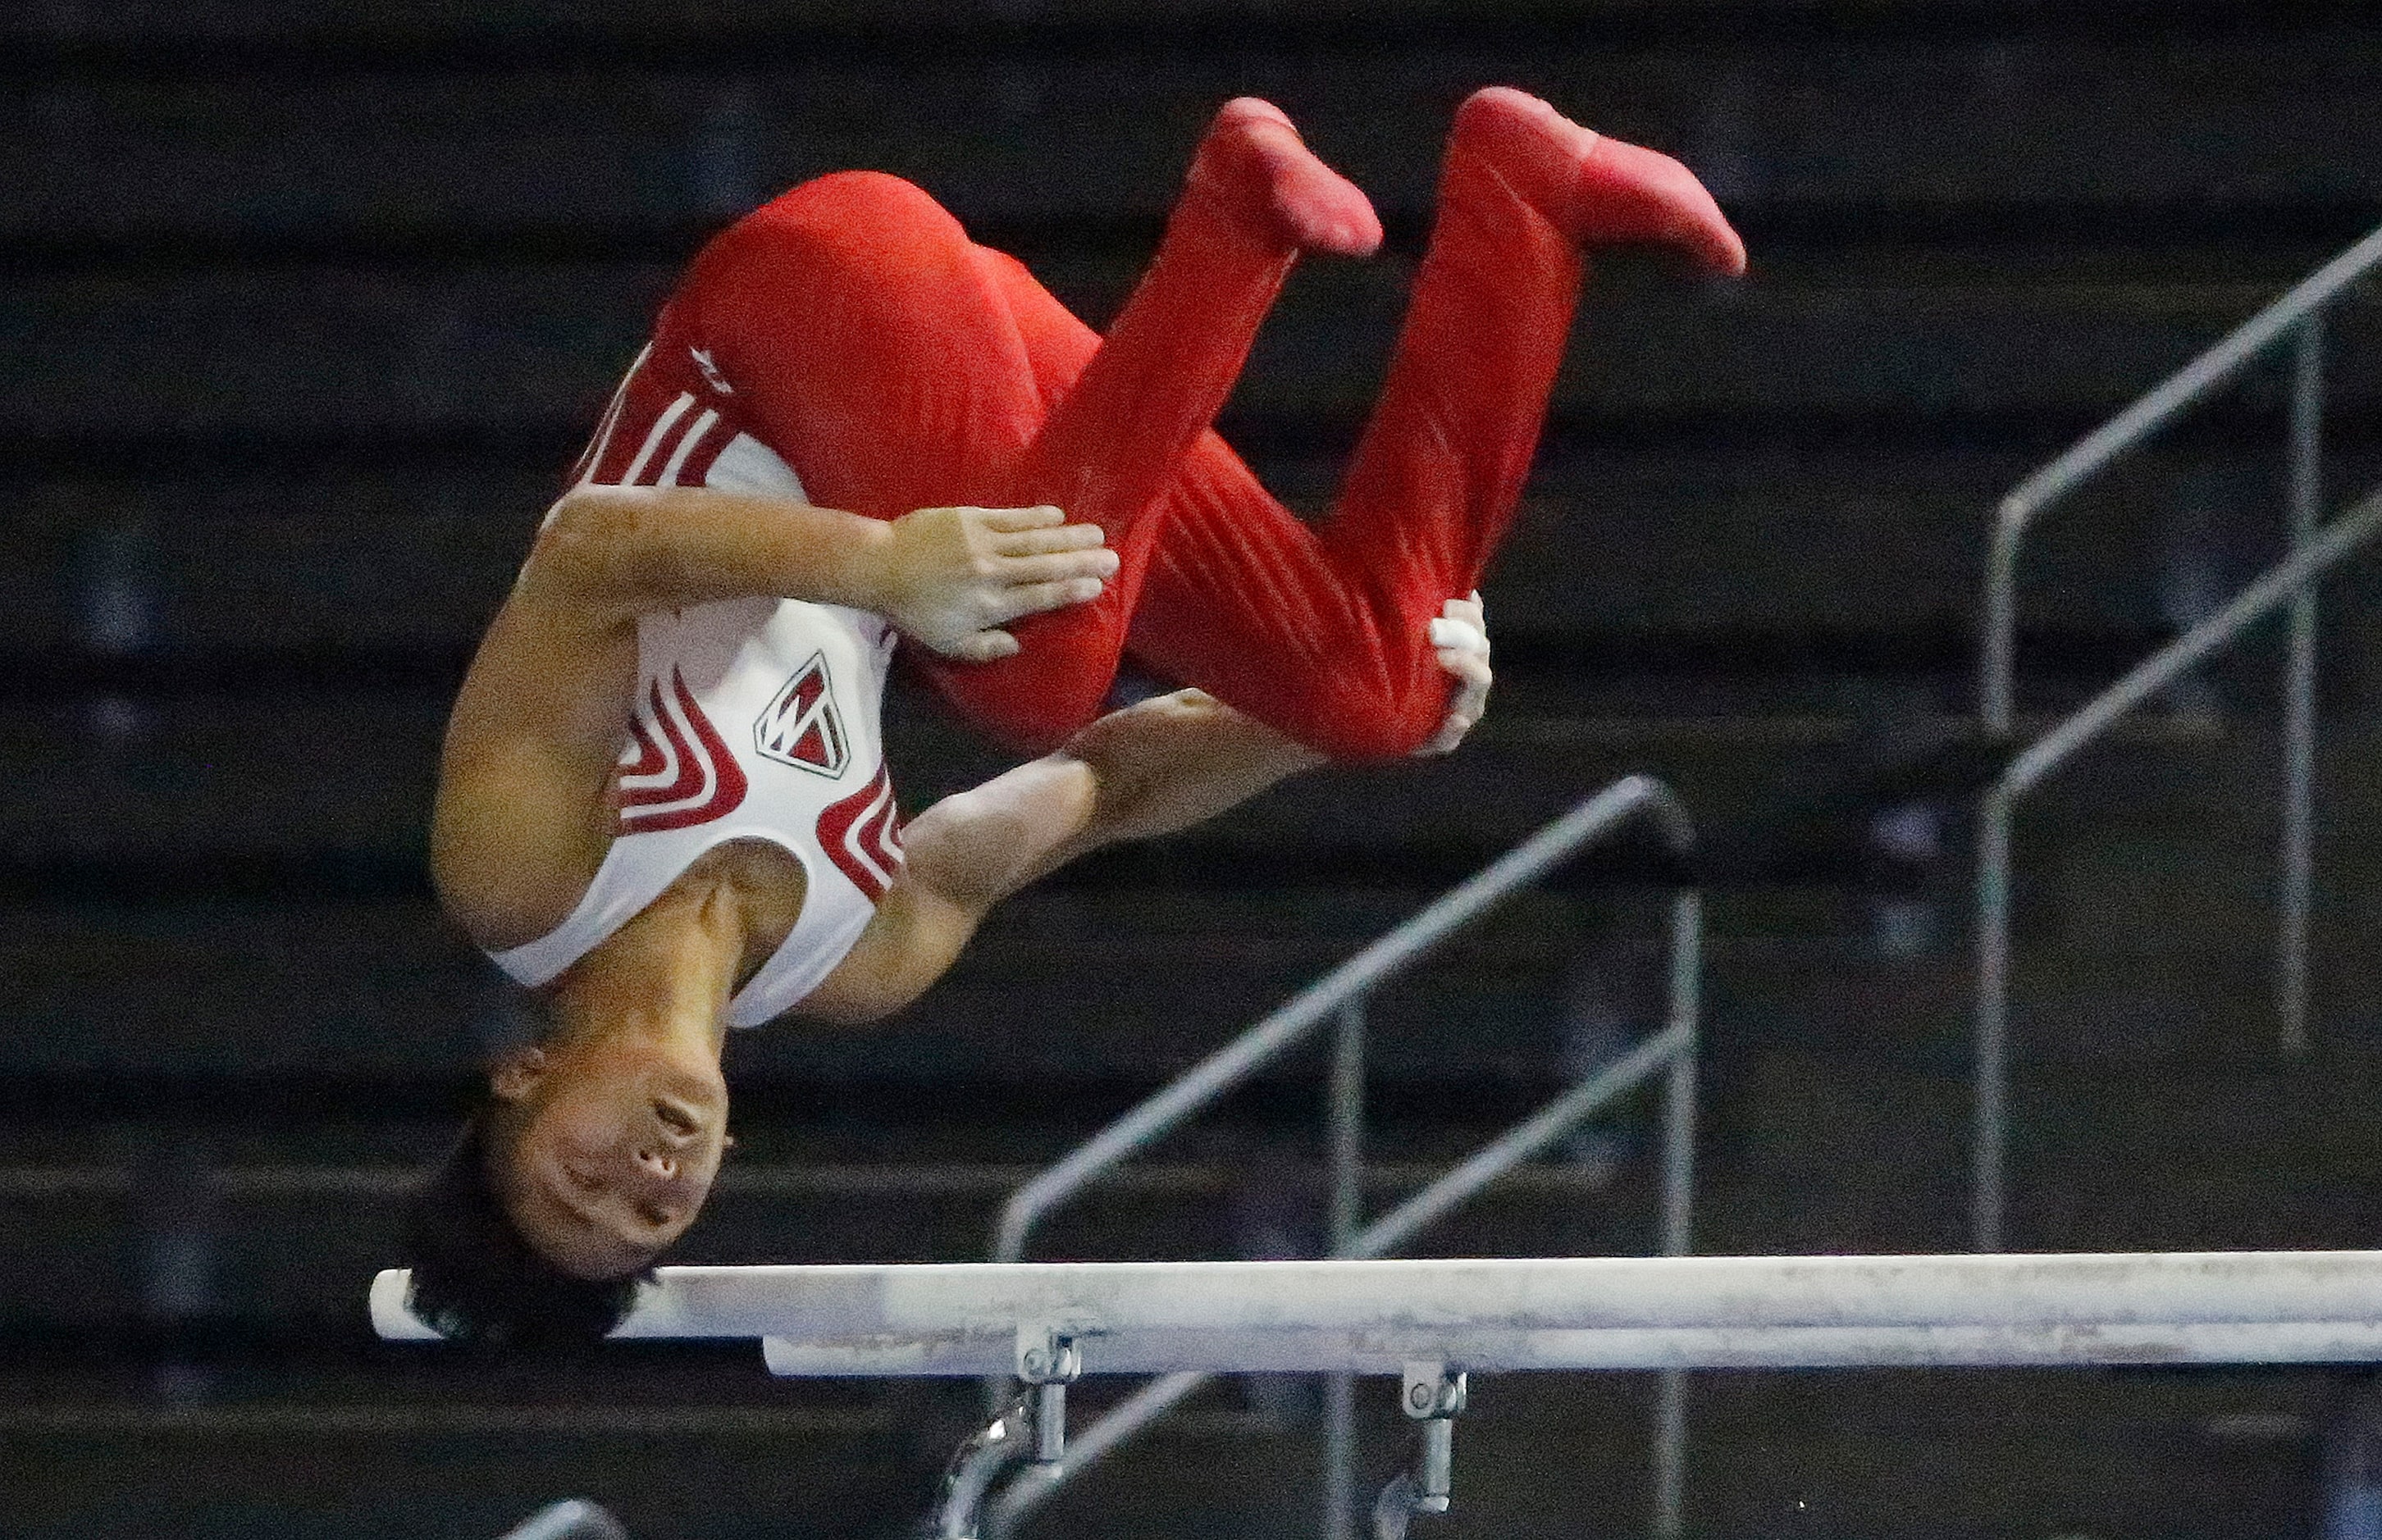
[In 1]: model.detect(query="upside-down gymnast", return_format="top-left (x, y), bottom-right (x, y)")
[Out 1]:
top-left (402, 87), bottom-right (1744, 1344)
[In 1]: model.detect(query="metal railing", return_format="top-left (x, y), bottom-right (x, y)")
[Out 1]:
top-left (1981, 219), bottom-right (2382, 1060)
top-left (1974, 481), bottom-right (2382, 1251)
top-left (982, 774), bottom-right (1702, 1539)
top-left (1972, 219), bottom-right (2382, 1253)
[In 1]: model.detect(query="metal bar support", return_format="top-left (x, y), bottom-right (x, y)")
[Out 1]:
top-left (939, 1395), bottom-right (1038, 1540)
top-left (1373, 1364), bottom-right (1467, 1540)
top-left (1974, 479), bottom-right (2382, 1251)
top-left (495, 1502), bottom-right (629, 1540)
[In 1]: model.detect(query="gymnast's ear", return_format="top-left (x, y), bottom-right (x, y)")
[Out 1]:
top-left (489, 1044), bottom-right (547, 1104)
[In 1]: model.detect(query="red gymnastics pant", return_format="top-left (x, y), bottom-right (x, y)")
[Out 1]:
top-left (630, 109), bottom-right (1590, 762)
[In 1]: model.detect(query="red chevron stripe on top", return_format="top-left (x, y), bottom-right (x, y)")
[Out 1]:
top-left (815, 763), bottom-right (901, 902)
top-left (673, 419), bottom-right (734, 489)
top-left (616, 667), bottom-right (747, 834)
top-left (573, 341), bottom-right (748, 493)
top-left (618, 700), bottom-right (671, 783)
top-left (860, 781), bottom-right (904, 875)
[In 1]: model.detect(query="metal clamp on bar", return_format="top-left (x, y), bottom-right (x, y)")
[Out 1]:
top-left (1015, 1327), bottom-right (1081, 1465)
top-left (1374, 1362), bottom-right (1467, 1540)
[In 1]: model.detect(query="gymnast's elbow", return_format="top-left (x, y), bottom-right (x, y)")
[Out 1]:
top-left (520, 486), bottom-right (670, 620)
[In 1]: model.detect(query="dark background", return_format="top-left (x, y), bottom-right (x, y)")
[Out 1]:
top-left (7, 3), bottom-right (2382, 1537)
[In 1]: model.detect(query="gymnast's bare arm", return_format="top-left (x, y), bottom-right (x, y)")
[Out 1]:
top-left (791, 689), bottom-right (1317, 1023)
top-left (795, 607), bottom-right (1492, 1027)
top-left (431, 485), bottom-right (1116, 950)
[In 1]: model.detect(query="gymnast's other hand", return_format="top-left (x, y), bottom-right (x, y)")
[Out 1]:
top-left (867, 503), bottom-right (1118, 663)
top-left (1415, 591), bottom-right (1491, 756)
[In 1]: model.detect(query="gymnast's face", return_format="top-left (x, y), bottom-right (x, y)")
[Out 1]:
top-left (488, 1040), bottom-right (731, 1279)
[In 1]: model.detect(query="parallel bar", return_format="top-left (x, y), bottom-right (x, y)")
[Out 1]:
top-left (895, 1320), bottom-right (2382, 1375)
top-left (2281, 316), bottom-right (2325, 1059)
top-left (372, 1251), bottom-right (2382, 1373)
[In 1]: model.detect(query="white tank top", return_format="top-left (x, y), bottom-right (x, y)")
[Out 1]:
top-left (487, 348), bottom-right (903, 1026)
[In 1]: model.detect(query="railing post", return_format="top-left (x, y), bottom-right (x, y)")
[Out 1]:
top-left (1974, 789), bottom-right (2015, 1254)
top-left (2281, 316), bottom-right (2325, 1059)
top-left (1327, 999), bottom-right (1366, 1256)
top-left (1323, 1000), bottom-right (1366, 1540)
top-left (1654, 1369), bottom-right (1689, 1540)
top-left (1659, 891), bottom-right (1700, 1261)
top-left (1984, 504), bottom-right (2024, 736)
top-left (1653, 889), bottom-right (1700, 1540)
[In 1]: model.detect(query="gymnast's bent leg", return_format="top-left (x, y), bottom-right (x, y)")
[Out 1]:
top-left (996, 87), bottom-right (1746, 760)
top-left (669, 101), bottom-right (1378, 752)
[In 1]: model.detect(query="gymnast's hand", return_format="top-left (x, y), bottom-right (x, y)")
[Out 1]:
top-left (1415, 592), bottom-right (1491, 756)
top-left (868, 504), bottom-right (1119, 663)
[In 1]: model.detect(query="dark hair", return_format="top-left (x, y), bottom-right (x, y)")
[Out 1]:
top-left (399, 1109), bottom-right (653, 1349)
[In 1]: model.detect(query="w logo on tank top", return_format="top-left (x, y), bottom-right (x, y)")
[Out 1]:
top-left (754, 653), bottom-right (849, 777)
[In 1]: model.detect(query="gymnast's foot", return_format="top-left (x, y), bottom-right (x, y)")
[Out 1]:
top-left (1452, 85), bottom-right (1746, 276)
top-left (1187, 97), bottom-right (1383, 258)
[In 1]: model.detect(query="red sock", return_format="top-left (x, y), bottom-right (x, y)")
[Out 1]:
top-left (1453, 86), bottom-right (1746, 274)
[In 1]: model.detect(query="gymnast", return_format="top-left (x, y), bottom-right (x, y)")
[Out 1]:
top-left (403, 88), bottom-right (1744, 1344)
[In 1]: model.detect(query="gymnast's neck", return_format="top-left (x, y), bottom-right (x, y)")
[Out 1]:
top-left (544, 858), bottom-right (773, 1064)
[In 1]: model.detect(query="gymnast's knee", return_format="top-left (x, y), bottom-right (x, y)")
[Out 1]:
top-left (1292, 680), bottom-right (1450, 764)
top-left (690, 171), bottom-right (974, 304)
top-left (746, 171), bottom-right (970, 253)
